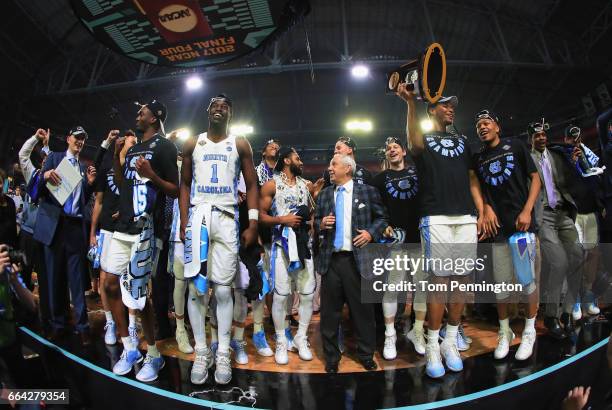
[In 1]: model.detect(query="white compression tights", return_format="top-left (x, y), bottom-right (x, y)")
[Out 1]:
top-left (273, 292), bottom-right (313, 339)
top-left (187, 281), bottom-right (209, 350)
top-left (214, 284), bottom-right (233, 354)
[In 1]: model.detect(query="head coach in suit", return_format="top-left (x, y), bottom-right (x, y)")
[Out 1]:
top-left (314, 153), bottom-right (388, 373)
top-left (33, 126), bottom-right (97, 345)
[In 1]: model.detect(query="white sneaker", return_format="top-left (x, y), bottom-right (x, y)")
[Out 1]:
top-left (275, 336), bottom-right (289, 365)
top-left (293, 334), bottom-right (313, 361)
top-left (176, 328), bottom-right (194, 354)
top-left (494, 329), bottom-right (515, 360)
top-left (383, 333), bottom-right (397, 360)
top-left (515, 330), bottom-right (536, 360)
top-left (191, 346), bottom-right (213, 385)
top-left (587, 303), bottom-right (600, 316)
top-left (572, 303), bottom-right (583, 321)
top-left (104, 321), bottom-right (117, 345)
top-left (214, 351), bottom-right (232, 385)
top-left (230, 339), bottom-right (249, 365)
top-left (406, 327), bottom-right (426, 355)
top-left (440, 340), bottom-right (463, 372)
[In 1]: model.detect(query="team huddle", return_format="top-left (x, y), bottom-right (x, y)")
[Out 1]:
top-left (36, 84), bottom-right (605, 384)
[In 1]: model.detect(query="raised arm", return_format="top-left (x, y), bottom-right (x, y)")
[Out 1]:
top-left (396, 83), bottom-right (424, 155)
top-left (179, 137), bottom-right (196, 242)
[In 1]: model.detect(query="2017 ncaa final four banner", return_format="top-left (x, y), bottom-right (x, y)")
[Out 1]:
top-left (70, 0), bottom-right (309, 67)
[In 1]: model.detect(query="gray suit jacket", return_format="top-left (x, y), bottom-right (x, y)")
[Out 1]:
top-left (530, 148), bottom-right (577, 226)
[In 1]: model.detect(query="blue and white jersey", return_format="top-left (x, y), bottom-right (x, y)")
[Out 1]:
top-left (191, 132), bottom-right (240, 215)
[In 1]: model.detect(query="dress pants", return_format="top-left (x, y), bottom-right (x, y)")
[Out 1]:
top-left (43, 215), bottom-right (89, 332)
top-left (539, 207), bottom-right (583, 317)
top-left (321, 251), bottom-right (374, 364)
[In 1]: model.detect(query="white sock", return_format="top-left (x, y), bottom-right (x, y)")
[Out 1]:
top-left (524, 317), bottom-right (536, 334)
top-left (427, 329), bottom-right (440, 347)
top-left (272, 293), bottom-right (288, 337)
top-left (253, 299), bottom-right (265, 334)
top-left (414, 319), bottom-right (424, 332)
top-left (296, 293), bottom-right (313, 338)
top-left (147, 344), bottom-right (160, 358)
top-left (188, 282), bottom-right (207, 350)
top-left (499, 318), bottom-right (510, 332)
top-left (214, 284), bottom-right (233, 354)
top-left (444, 324), bottom-right (458, 345)
top-left (385, 322), bottom-right (396, 337)
top-left (122, 336), bottom-right (135, 351)
top-left (233, 291), bottom-right (247, 341)
top-left (104, 311), bottom-right (113, 322)
top-left (129, 313), bottom-right (137, 329)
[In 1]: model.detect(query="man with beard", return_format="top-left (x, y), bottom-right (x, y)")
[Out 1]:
top-left (396, 84), bottom-right (485, 379)
top-left (107, 100), bottom-right (179, 382)
top-left (179, 94), bottom-right (259, 385)
top-left (475, 110), bottom-right (541, 360)
top-left (259, 147), bottom-right (316, 364)
top-left (35, 126), bottom-right (97, 345)
top-left (371, 137), bottom-right (426, 359)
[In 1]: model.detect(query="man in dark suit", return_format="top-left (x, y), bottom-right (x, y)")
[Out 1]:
top-left (34, 126), bottom-right (97, 345)
top-left (315, 153), bottom-right (388, 373)
top-left (529, 121), bottom-right (583, 339)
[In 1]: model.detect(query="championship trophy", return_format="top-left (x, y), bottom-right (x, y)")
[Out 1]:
top-left (386, 43), bottom-right (447, 104)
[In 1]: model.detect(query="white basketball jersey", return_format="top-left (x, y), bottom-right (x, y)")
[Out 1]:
top-left (191, 132), bottom-right (240, 213)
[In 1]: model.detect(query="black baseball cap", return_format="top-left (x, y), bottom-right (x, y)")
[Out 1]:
top-left (69, 126), bottom-right (88, 139)
top-left (564, 125), bottom-right (580, 139)
top-left (474, 109), bottom-right (500, 125)
top-left (428, 95), bottom-right (458, 109)
top-left (274, 146), bottom-right (297, 172)
top-left (207, 94), bottom-right (233, 111)
top-left (336, 136), bottom-right (356, 151)
top-left (145, 99), bottom-right (167, 123)
top-left (527, 119), bottom-right (549, 136)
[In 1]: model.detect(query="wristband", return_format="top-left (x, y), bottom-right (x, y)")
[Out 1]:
top-left (101, 139), bottom-right (111, 149)
top-left (248, 209), bottom-right (259, 221)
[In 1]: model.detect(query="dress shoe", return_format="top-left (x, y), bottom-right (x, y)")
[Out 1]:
top-left (560, 312), bottom-right (575, 334)
top-left (80, 330), bottom-right (92, 346)
top-left (325, 361), bottom-right (339, 374)
top-left (359, 358), bottom-right (378, 371)
top-left (543, 316), bottom-right (566, 340)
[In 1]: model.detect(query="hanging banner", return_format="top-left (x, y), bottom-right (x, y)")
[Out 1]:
top-left (71, 0), bottom-right (309, 67)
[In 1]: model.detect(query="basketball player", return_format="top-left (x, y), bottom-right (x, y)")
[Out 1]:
top-left (179, 94), bottom-right (259, 385)
top-left (396, 84), bottom-right (485, 378)
top-left (371, 137), bottom-right (426, 359)
top-left (259, 147), bottom-right (316, 364)
top-left (107, 100), bottom-right (179, 382)
top-left (475, 110), bottom-right (541, 360)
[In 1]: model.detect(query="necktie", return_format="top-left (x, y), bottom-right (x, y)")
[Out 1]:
top-left (540, 153), bottom-right (558, 209)
top-left (63, 158), bottom-right (77, 215)
top-left (333, 186), bottom-right (345, 249)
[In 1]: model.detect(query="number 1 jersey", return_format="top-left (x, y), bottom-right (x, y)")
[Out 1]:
top-left (191, 132), bottom-right (240, 214)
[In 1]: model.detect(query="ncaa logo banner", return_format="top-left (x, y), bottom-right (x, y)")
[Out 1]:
top-left (71, 0), bottom-right (310, 67)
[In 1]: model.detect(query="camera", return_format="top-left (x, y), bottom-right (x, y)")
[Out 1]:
top-left (1, 245), bottom-right (28, 269)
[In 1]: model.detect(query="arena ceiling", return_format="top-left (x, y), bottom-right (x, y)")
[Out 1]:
top-left (1, 0), bottom-right (612, 167)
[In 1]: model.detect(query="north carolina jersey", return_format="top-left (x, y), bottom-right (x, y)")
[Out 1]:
top-left (271, 174), bottom-right (310, 218)
top-left (191, 132), bottom-right (240, 214)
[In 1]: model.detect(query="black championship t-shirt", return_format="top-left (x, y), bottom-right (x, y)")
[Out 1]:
top-left (413, 131), bottom-right (476, 217)
top-left (115, 134), bottom-right (179, 237)
top-left (323, 163), bottom-right (372, 187)
top-left (94, 166), bottom-right (120, 232)
top-left (372, 167), bottom-right (420, 243)
top-left (476, 138), bottom-right (537, 239)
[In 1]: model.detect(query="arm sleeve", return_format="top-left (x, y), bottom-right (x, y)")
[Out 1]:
top-left (18, 135), bottom-right (39, 184)
top-left (92, 144), bottom-right (108, 170)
